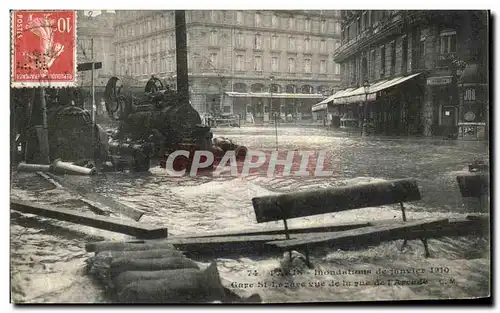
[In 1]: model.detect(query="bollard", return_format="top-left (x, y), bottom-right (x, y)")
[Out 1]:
top-left (17, 162), bottom-right (51, 173)
top-left (51, 159), bottom-right (97, 176)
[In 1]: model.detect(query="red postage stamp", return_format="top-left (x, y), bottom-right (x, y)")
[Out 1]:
top-left (11, 10), bottom-right (77, 88)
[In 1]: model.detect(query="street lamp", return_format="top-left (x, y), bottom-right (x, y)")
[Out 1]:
top-left (362, 80), bottom-right (370, 136)
top-left (269, 76), bottom-right (275, 121)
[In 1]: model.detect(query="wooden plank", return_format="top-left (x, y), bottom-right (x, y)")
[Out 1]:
top-left (79, 198), bottom-right (112, 216)
top-left (268, 218), bottom-right (449, 249)
top-left (36, 171), bottom-right (62, 188)
top-left (175, 221), bottom-right (373, 239)
top-left (45, 173), bottom-right (145, 221)
top-left (10, 199), bottom-right (167, 239)
top-left (415, 217), bottom-right (488, 239)
top-left (252, 178), bottom-right (421, 223)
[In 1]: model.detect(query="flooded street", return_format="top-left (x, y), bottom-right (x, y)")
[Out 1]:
top-left (10, 127), bottom-right (490, 303)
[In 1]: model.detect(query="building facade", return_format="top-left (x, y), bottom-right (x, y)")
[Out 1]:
top-left (113, 10), bottom-right (342, 122)
top-left (76, 11), bottom-right (116, 109)
top-left (323, 10), bottom-right (488, 139)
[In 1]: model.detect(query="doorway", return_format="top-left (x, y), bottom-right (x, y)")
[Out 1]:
top-left (441, 106), bottom-right (457, 127)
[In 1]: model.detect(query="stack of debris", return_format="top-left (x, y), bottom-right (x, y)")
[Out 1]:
top-left (85, 241), bottom-right (261, 304)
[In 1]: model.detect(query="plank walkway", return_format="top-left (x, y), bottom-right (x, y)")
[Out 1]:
top-left (148, 216), bottom-right (488, 256)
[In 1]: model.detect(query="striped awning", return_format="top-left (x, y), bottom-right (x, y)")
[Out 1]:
top-left (311, 87), bottom-right (357, 112)
top-left (334, 72), bottom-right (423, 105)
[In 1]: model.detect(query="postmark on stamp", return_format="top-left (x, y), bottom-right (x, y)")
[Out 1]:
top-left (11, 10), bottom-right (77, 88)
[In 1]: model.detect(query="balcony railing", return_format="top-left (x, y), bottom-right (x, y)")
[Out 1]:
top-left (437, 53), bottom-right (456, 69)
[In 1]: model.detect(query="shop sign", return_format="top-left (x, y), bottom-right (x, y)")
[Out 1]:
top-left (427, 76), bottom-right (453, 86)
top-left (463, 88), bottom-right (477, 101)
top-left (464, 111), bottom-right (476, 122)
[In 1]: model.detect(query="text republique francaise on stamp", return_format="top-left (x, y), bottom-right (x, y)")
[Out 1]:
top-left (11, 10), bottom-right (77, 88)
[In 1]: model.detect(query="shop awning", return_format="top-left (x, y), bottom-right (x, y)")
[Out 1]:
top-left (311, 87), bottom-right (357, 112)
top-left (333, 72), bottom-right (423, 105)
top-left (225, 92), bottom-right (325, 99)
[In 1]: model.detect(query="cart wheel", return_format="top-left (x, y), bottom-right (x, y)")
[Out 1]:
top-left (235, 145), bottom-right (248, 160)
top-left (172, 155), bottom-right (190, 173)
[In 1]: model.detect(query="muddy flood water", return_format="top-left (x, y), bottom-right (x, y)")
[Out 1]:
top-left (10, 127), bottom-right (490, 303)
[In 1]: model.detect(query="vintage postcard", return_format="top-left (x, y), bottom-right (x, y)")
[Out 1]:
top-left (10, 9), bottom-right (490, 304)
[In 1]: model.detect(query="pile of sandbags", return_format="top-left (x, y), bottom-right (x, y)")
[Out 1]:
top-left (85, 241), bottom-right (261, 304)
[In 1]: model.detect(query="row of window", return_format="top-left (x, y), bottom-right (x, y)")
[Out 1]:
top-left (236, 83), bottom-right (328, 94)
top-left (235, 55), bottom-right (339, 74)
top-left (116, 34), bottom-right (340, 60)
top-left (237, 33), bottom-right (339, 52)
top-left (116, 34), bottom-right (177, 59)
top-left (117, 55), bottom-right (341, 76)
top-left (341, 11), bottom-right (397, 43)
top-left (235, 11), bottom-right (339, 33)
top-left (115, 11), bottom-right (341, 39)
top-left (342, 29), bottom-right (457, 85)
top-left (116, 12), bottom-right (174, 39)
top-left (118, 58), bottom-right (174, 76)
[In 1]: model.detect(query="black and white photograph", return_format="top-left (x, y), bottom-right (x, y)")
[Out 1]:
top-left (8, 6), bottom-right (491, 304)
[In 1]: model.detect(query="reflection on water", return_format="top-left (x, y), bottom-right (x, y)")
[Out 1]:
top-left (10, 127), bottom-right (489, 303)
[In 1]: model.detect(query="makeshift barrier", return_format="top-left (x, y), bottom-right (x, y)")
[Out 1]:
top-left (85, 241), bottom-right (262, 303)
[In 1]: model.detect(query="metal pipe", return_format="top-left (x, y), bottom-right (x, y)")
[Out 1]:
top-left (91, 38), bottom-right (96, 164)
top-left (51, 158), bottom-right (96, 175)
top-left (17, 162), bottom-right (51, 173)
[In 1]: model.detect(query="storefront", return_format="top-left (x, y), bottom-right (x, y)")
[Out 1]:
top-left (226, 92), bottom-right (324, 123)
top-left (457, 64), bottom-right (487, 140)
top-left (314, 73), bottom-right (423, 134)
top-left (312, 88), bottom-right (357, 128)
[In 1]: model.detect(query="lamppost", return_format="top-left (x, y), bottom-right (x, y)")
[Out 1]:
top-left (269, 75), bottom-right (275, 122)
top-left (362, 80), bottom-right (370, 137)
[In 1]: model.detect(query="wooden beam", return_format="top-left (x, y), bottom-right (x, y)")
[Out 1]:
top-left (268, 218), bottom-right (449, 249)
top-left (252, 178), bottom-right (421, 223)
top-left (45, 173), bottom-right (144, 221)
top-left (10, 199), bottom-right (167, 239)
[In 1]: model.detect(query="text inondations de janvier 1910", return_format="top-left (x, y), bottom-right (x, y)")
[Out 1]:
top-left (230, 266), bottom-right (456, 289)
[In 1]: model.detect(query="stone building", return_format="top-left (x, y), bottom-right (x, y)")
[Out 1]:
top-left (321, 10), bottom-right (488, 139)
top-left (113, 10), bottom-right (342, 122)
top-left (76, 10), bottom-right (116, 108)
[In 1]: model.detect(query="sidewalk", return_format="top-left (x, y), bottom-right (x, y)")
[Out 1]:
top-left (241, 121), bottom-right (326, 128)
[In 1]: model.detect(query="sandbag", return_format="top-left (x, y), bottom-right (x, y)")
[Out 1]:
top-left (110, 257), bottom-right (199, 279)
top-left (96, 249), bottom-right (185, 260)
top-left (85, 241), bottom-right (175, 253)
top-left (113, 268), bottom-right (201, 293)
top-left (113, 267), bottom-right (263, 303)
top-left (115, 262), bottom-right (225, 303)
top-left (86, 249), bottom-right (186, 278)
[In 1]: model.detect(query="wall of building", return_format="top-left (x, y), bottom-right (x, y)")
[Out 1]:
top-left (334, 10), bottom-right (488, 138)
top-left (113, 10), bottom-right (342, 116)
